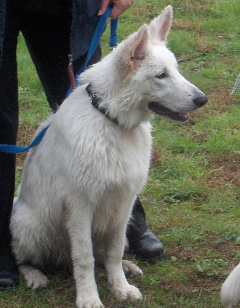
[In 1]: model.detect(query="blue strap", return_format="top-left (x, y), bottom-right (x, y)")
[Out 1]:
top-left (0, 7), bottom-right (118, 154)
top-left (66, 6), bottom-right (118, 97)
top-left (110, 18), bottom-right (118, 48)
top-left (0, 125), bottom-right (50, 154)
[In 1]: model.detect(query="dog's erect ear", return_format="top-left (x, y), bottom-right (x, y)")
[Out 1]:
top-left (129, 24), bottom-right (148, 67)
top-left (149, 5), bottom-right (173, 42)
top-left (117, 24), bottom-right (148, 74)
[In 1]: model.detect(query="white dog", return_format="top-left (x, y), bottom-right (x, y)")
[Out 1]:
top-left (221, 263), bottom-right (240, 307)
top-left (10, 6), bottom-right (207, 308)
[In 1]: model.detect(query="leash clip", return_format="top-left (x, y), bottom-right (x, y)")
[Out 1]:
top-left (68, 54), bottom-right (73, 67)
top-left (67, 54), bottom-right (76, 90)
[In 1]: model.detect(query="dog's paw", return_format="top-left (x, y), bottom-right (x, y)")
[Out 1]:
top-left (115, 284), bottom-right (143, 302)
top-left (122, 260), bottom-right (143, 278)
top-left (76, 296), bottom-right (104, 308)
top-left (27, 275), bottom-right (49, 290)
top-left (19, 265), bottom-right (49, 290)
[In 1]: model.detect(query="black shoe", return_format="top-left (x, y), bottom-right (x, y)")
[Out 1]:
top-left (0, 271), bottom-right (19, 290)
top-left (129, 228), bottom-right (166, 262)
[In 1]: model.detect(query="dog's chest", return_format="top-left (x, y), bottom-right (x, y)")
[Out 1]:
top-left (51, 107), bottom-right (152, 206)
top-left (75, 123), bottom-right (152, 191)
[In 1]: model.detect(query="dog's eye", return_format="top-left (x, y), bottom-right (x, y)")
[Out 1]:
top-left (155, 72), bottom-right (167, 79)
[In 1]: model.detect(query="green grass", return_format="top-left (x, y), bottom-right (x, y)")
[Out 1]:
top-left (2, 0), bottom-right (240, 307)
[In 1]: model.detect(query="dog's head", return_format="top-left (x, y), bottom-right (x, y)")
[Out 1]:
top-left (113, 5), bottom-right (207, 125)
top-left (81, 6), bottom-right (207, 128)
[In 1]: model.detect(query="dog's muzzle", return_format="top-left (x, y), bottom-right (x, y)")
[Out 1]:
top-left (148, 102), bottom-right (191, 123)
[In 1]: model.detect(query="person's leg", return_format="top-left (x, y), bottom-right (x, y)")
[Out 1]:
top-left (127, 197), bottom-right (165, 261)
top-left (0, 2), bottom-right (20, 289)
top-left (21, 11), bottom-right (101, 110)
top-left (20, 11), bottom-right (72, 111)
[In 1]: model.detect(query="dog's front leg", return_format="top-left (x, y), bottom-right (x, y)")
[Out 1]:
top-left (104, 216), bottom-right (143, 303)
top-left (66, 204), bottom-right (104, 308)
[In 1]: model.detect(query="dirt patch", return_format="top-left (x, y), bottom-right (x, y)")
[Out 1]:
top-left (16, 121), bottom-right (37, 168)
top-left (172, 19), bottom-right (197, 31)
top-left (207, 155), bottom-right (240, 188)
top-left (162, 240), bottom-right (240, 298)
top-left (169, 240), bottom-right (240, 261)
top-left (207, 91), bottom-right (239, 112)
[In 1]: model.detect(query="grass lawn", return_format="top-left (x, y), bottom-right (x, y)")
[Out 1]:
top-left (1, 0), bottom-right (240, 307)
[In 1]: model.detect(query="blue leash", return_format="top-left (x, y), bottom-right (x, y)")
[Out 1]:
top-left (0, 125), bottom-right (50, 154)
top-left (66, 6), bottom-right (117, 97)
top-left (0, 7), bottom-right (118, 154)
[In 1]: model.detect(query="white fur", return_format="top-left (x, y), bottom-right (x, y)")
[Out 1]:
top-left (221, 263), bottom-right (240, 308)
top-left (10, 6), bottom-right (206, 308)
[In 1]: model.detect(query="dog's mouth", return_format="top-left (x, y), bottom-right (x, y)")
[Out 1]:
top-left (148, 102), bottom-right (190, 123)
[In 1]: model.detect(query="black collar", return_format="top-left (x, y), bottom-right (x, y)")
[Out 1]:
top-left (86, 84), bottom-right (118, 125)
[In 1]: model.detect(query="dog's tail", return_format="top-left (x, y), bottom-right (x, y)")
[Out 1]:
top-left (221, 263), bottom-right (240, 308)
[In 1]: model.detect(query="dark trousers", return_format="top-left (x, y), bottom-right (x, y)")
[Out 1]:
top-left (0, 4), bottom-right (147, 271)
top-left (127, 196), bottom-right (148, 245)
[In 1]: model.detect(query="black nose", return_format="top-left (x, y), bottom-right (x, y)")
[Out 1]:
top-left (193, 95), bottom-right (208, 108)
